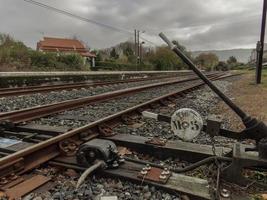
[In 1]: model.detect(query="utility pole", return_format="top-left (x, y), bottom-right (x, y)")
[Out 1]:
top-left (137, 30), bottom-right (140, 64)
top-left (134, 29), bottom-right (137, 56)
top-left (140, 41), bottom-right (145, 63)
top-left (256, 0), bottom-right (267, 84)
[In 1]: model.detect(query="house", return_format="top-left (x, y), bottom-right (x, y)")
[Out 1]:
top-left (37, 37), bottom-right (96, 67)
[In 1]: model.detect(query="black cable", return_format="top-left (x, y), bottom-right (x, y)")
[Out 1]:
top-left (125, 156), bottom-right (232, 173)
top-left (23, 0), bottom-right (157, 46)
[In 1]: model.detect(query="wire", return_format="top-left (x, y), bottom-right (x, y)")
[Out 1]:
top-left (23, 0), bottom-right (157, 46)
top-left (76, 160), bottom-right (105, 189)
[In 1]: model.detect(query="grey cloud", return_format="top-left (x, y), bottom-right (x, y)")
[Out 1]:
top-left (0, 0), bottom-right (264, 50)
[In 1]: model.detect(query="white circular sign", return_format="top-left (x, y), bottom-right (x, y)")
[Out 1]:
top-left (171, 108), bottom-right (203, 141)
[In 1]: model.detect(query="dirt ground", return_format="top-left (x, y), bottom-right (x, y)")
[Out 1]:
top-left (212, 70), bottom-right (267, 132)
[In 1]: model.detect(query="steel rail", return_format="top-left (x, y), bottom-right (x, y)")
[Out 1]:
top-left (0, 73), bottom-right (222, 124)
top-left (0, 72), bottom-right (204, 97)
top-left (0, 73), bottom-right (238, 172)
top-left (0, 74), bottom-right (184, 97)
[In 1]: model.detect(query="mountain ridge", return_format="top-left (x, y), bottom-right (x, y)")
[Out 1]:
top-left (192, 48), bottom-right (254, 63)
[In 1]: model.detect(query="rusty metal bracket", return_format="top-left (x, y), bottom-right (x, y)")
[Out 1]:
top-left (137, 166), bottom-right (171, 184)
top-left (98, 125), bottom-right (115, 137)
top-left (59, 139), bottom-right (79, 157)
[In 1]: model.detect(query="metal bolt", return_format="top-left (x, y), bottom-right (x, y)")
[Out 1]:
top-left (159, 174), bottom-right (167, 180)
top-left (112, 161), bottom-right (119, 168)
top-left (140, 169), bottom-right (148, 175)
top-left (144, 164), bottom-right (151, 171)
top-left (10, 173), bottom-right (18, 180)
top-left (118, 156), bottom-right (125, 163)
top-left (220, 188), bottom-right (230, 198)
top-left (0, 177), bottom-right (8, 184)
top-left (161, 168), bottom-right (170, 175)
top-left (89, 151), bottom-right (95, 158)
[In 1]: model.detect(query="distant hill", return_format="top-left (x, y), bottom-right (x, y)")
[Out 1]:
top-left (192, 49), bottom-right (253, 63)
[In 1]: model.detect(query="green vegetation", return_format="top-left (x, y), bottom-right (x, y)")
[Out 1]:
top-left (0, 33), bottom-right (253, 72)
top-left (195, 53), bottom-right (219, 71)
top-left (234, 68), bottom-right (267, 88)
top-left (261, 68), bottom-right (267, 88)
top-left (0, 33), bottom-right (88, 71)
top-left (30, 51), bottom-right (86, 71)
top-left (95, 61), bottom-right (153, 71)
top-left (96, 40), bottom-right (189, 71)
top-left (145, 46), bottom-right (186, 70)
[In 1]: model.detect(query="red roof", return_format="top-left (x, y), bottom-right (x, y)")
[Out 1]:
top-left (37, 37), bottom-right (96, 57)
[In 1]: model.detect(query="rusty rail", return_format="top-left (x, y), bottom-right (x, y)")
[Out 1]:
top-left (0, 73), bottom-right (238, 175)
top-left (0, 73), bottom-right (196, 97)
top-left (0, 73), bottom-right (222, 124)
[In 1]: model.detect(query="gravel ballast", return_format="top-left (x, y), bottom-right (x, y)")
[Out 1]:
top-left (0, 77), bottom-right (188, 112)
top-left (31, 79), bottom-right (204, 128)
top-left (6, 75), bottom-right (243, 200)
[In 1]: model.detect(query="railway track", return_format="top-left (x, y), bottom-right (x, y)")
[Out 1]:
top-left (0, 72), bottom-right (241, 200)
top-left (0, 73), bottom-right (222, 124)
top-left (0, 73), bottom-right (198, 98)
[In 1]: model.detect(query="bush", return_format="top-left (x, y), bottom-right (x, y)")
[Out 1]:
top-left (215, 61), bottom-right (229, 71)
top-left (57, 54), bottom-right (85, 70)
top-left (146, 47), bottom-right (186, 71)
top-left (29, 51), bottom-right (86, 71)
top-left (29, 51), bottom-right (57, 69)
top-left (0, 34), bottom-right (31, 69)
top-left (195, 53), bottom-right (219, 71)
top-left (0, 33), bottom-right (88, 71)
top-left (95, 61), bottom-right (154, 71)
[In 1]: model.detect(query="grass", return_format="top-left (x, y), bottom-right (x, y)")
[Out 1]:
top-left (262, 69), bottom-right (267, 87)
top-left (212, 69), bottom-right (267, 131)
top-left (234, 68), bottom-right (267, 88)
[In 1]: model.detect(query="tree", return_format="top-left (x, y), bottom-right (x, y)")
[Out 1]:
top-left (0, 33), bottom-right (30, 68)
top-left (227, 56), bottom-right (237, 64)
top-left (0, 33), bottom-right (14, 46)
top-left (146, 46), bottom-right (185, 70)
top-left (110, 48), bottom-right (119, 59)
top-left (123, 44), bottom-right (136, 64)
top-left (215, 61), bottom-right (229, 71)
top-left (195, 53), bottom-right (219, 71)
top-left (123, 45), bottom-right (134, 57)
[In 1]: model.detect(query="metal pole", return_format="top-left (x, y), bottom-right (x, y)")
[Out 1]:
top-left (160, 32), bottom-right (267, 142)
top-left (137, 30), bottom-right (140, 64)
top-left (140, 43), bottom-right (143, 63)
top-left (134, 29), bottom-right (137, 56)
top-left (256, 0), bottom-right (267, 84)
top-left (159, 32), bottom-right (248, 120)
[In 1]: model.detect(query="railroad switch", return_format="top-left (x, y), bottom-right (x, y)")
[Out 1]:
top-left (76, 139), bottom-right (124, 168)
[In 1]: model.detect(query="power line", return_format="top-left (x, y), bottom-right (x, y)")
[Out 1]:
top-left (23, 0), bottom-right (157, 45)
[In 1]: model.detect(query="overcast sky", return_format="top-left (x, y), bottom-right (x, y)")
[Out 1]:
top-left (0, 0), bottom-right (265, 51)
